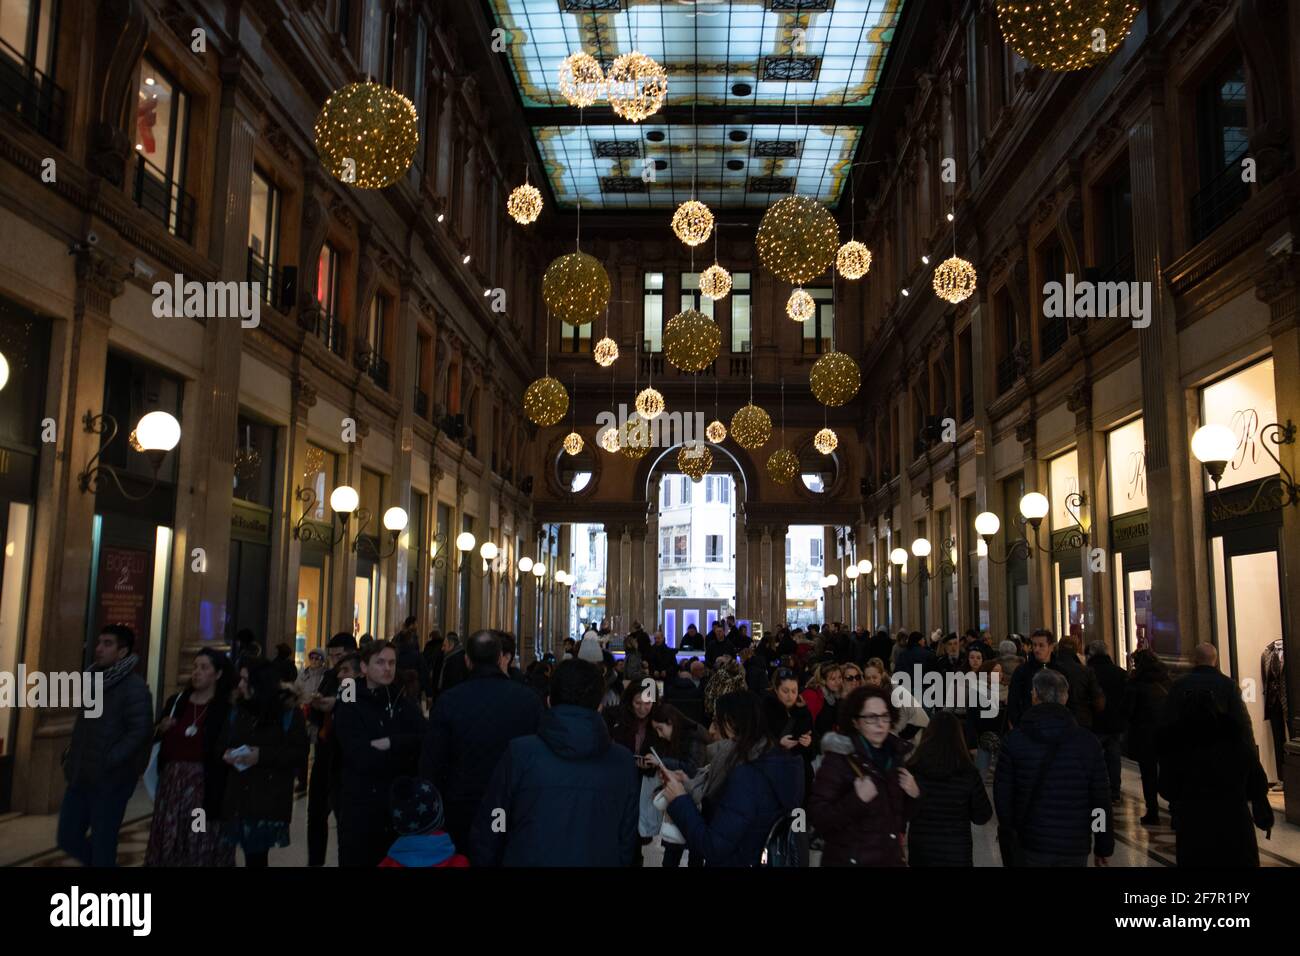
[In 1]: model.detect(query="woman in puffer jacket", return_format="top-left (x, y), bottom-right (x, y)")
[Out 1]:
top-left (810, 685), bottom-right (919, 866)
top-left (904, 712), bottom-right (992, 866)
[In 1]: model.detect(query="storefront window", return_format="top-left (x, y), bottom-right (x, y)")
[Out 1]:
top-left (1107, 418), bottom-right (1147, 516)
top-left (1199, 357), bottom-right (1279, 489)
top-left (302, 443), bottom-right (338, 521)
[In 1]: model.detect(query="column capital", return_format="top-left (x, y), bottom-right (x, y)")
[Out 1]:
top-left (1258, 252), bottom-right (1300, 331)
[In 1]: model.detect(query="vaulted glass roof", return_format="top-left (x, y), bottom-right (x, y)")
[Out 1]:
top-left (485, 0), bottom-right (907, 209)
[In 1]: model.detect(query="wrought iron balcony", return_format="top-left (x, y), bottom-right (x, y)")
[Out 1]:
top-left (996, 353), bottom-right (1019, 394)
top-left (132, 154), bottom-right (196, 243)
top-left (368, 353), bottom-right (390, 391)
top-left (1039, 314), bottom-right (1069, 361)
top-left (246, 248), bottom-right (279, 308)
top-left (415, 388), bottom-right (429, 417)
top-left (1190, 158), bottom-right (1249, 244)
top-left (0, 42), bottom-right (65, 144)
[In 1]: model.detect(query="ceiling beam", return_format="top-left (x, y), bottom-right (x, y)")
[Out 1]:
top-left (522, 104), bottom-right (871, 128)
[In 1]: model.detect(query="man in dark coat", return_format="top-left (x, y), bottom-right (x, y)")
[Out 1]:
top-left (867, 629), bottom-right (894, 667)
top-left (438, 632), bottom-right (468, 692)
top-left (1085, 640), bottom-right (1129, 801)
top-left (420, 630), bottom-right (544, 849)
top-left (333, 641), bottom-right (428, 867)
top-left (471, 659), bottom-right (639, 866)
top-left (1006, 629), bottom-right (1066, 727)
top-left (994, 668), bottom-right (1114, 866)
top-left (1159, 642), bottom-right (1255, 751)
top-left (57, 624), bottom-right (153, 867)
top-left (932, 633), bottom-right (963, 675)
top-left (894, 632), bottom-right (935, 684)
top-left (1052, 635), bottom-right (1104, 731)
top-left (646, 629), bottom-right (678, 680)
top-left (704, 621), bottom-right (735, 667)
top-left (680, 624), bottom-right (704, 651)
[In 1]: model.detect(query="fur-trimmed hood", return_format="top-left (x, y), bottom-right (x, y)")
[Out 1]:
top-left (820, 731), bottom-right (855, 756)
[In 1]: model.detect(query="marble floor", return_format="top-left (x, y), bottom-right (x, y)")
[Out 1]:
top-left (4, 758), bottom-right (1295, 867)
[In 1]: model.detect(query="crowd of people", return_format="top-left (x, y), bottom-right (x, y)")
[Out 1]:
top-left (55, 615), bottom-right (1277, 868)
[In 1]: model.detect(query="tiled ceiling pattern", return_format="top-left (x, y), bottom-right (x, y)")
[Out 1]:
top-left (486, 0), bottom-right (906, 209)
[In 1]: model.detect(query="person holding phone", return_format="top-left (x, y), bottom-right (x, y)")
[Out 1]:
top-left (660, 690), bottom-right (803, 867)
top-left (763, 669), bottom-right (815, 795)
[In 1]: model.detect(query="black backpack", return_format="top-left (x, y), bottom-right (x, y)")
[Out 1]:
top-left (756, 768), bottom-right (808, 867)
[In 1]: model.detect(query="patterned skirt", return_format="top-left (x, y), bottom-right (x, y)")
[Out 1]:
top-left (145, 761), bottom-right (236, 867)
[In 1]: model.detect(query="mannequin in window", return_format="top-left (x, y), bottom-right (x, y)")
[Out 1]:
top-left (1261, 639), bottom-right (1288, 785)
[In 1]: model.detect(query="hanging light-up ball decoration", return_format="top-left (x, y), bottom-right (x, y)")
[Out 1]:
top-left (678, 443), bottom-right (713, 482)
top-left (706, 419), bottom-right (727, 444)
top-left (523, 376), bottom-right (569, 426)
top-left (730, 403), bottom-right (772, 450)
top-left (636, 386), bottom-right (665, 420)
top-left (756, 195), bottom-right (838, 284)
top-left (543, 252), bottom-right (611, 325)
top-left (314, 82), bottom-right (419, 189)
top-left (810, 351), bottom-right (862, 407)
top-left (506, 182), bottom-right (543, 224)
top-left (593, 336), bottom-right (619, 367)
top-left (932, 255), bottom-right (978, 304)
top-left (837, 240), bottom-right (872, 280)
top-left (814, 427), bottom-right (839, 455)
top-left (620, 414), bottom-right (653, 461)
top-left (786, 288), bottom-right (815, 322)
top-left (558, 52), bottom-right (606, 108)
top-left (995, 0), bottom-right (1140, 72)
top-left (699, 263), bottom-right (732, 301)
top-left (563, 432), bottom-right (584, 456)
top-left (767, 448), bottom-right (799, 485)
top-left (663, 308), bottom-right (722, 373)
top-left (598, 425), bottom-right (621, 453)
top-left (671, 200), bottom-right (714, 247)
top-left (607, 51), bottom-right (668, 123)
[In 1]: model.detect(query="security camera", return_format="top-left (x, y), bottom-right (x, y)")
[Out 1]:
top-left (132, 257), bottom-right (156, 280)
top-left (85, 230), bottom-right (100, 246)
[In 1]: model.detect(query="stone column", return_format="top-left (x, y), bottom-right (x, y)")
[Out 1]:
top-left (388, 273), bottom-right (418, 625)
top-left (734, 507), bottom-right (749, 614)
top-left (1018, 420), bottom-right (1051, 631)
top-left (1128, 93), bottom-right (1200, 658)
top-left (603, 522), bottom-right (622, 632)
top-left (746, 527), bottom-right (764, 626)
top-left (1067, 381), bottom-right (1110, 650)
top-left (630, 525), bottom-right (647, 630)
top-left (771, 524), bottom-right (788, 633)
top-left (12, 249), bottom-right (124, 812)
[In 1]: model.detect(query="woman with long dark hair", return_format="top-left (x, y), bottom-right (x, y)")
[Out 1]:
top-left (145, 648), bottom-right (235, 866)
top-left (904, 712), bottom-right (992, 866)
top-left (762, 668), bottom-right (815, 791)
top-left (810, 685), bottom-right (920, 866)
top-left (219, 660), bottom-right (308, 866)
top-left (646, 702), bottom-right (711, 868)
top-left (1125, 649), bottom-right (1172, 824)
top-left (660, 691), bottom-right (804, 866)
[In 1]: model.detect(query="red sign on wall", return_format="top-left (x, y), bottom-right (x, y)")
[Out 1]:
top-left (96, 546), bottom-right (154, 670)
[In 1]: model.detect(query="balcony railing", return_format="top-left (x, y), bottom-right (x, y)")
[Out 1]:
top-left (246, 248), bottom-right (279, 308)
top-left (1190, 158), bottom-right (1250, 244)
top-left (0, 42), bottom-right (65, 144)
top-left (729, 356), bottom-right (751, 378)
top-left (1039, 314), bottom-right (1069, 360)
top-left (414, 388), bottom-right (429, 418)
top-left (1098, 249), bottom-right (1135, 284)
top-left (996, 353), bottom-right (1019, 394)
top-left (314, 311), bottom-right (346, 357)
top-left (368, 353), bottom-right (390, 391)
top-left (132, 154), bottom-right (196, 243)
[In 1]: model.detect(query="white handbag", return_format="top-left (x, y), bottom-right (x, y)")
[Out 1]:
top-left (143, 693), bottom-right (182, 801)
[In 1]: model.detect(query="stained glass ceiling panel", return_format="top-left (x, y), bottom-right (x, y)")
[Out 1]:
top-left (485, 0), bottom-right (907, 209)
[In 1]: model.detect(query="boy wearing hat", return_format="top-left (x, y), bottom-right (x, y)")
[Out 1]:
top-left (379, 777), bottom-right (469, 867)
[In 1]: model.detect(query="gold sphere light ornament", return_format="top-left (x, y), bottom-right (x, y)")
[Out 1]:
top-left (814, 427), bottom-right (839, 455)
top-left (996, 0), bottom-right (1140, 72)
top-left (636, 386), bottom-right (665, 420)
top-left (932, 255), bottom-right (978, 304)
top-left (593, 336), bottom-right (619, 367)
top-left (314, 82), bottom-right (419, 189)
top-left (756, 195), bottom-right (839, 284)
top-left (563, 432), bottom-right (584, 456)
top-left (767, 448), bottom-right (799, 485)
top-left (786, 288), bottom-right (815, 322)
top-left (699, 263), bottom-right (732, 301)
top-left (523, 376), bottom-right (569, 426)
top-left (837, 240), bottom-right (872, 280)
top-left (730, 403), bottom-right (772, 450)
top-left (810, 351), bottom-right (862, 407)
top-left (663, 308), bottom-right (722, 373)
top-left (598, 425), bottom-right (621, 453)
top-left (506, 182), bottom-right (543, 225)
top-left (706, 419), bottom-right (727, 444)
top-left (671, 200), bottom-right (714, 247)
top-left (678, 443), bottom-right (713, 481)
top-left (558, 52), bottom-right (606, 108)
top-left (607, 51), bottom-right (668, 123)
top-left (620, 414), bottom-right (653, 460)
top-left (543, 251), bottom-right (611, 325)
